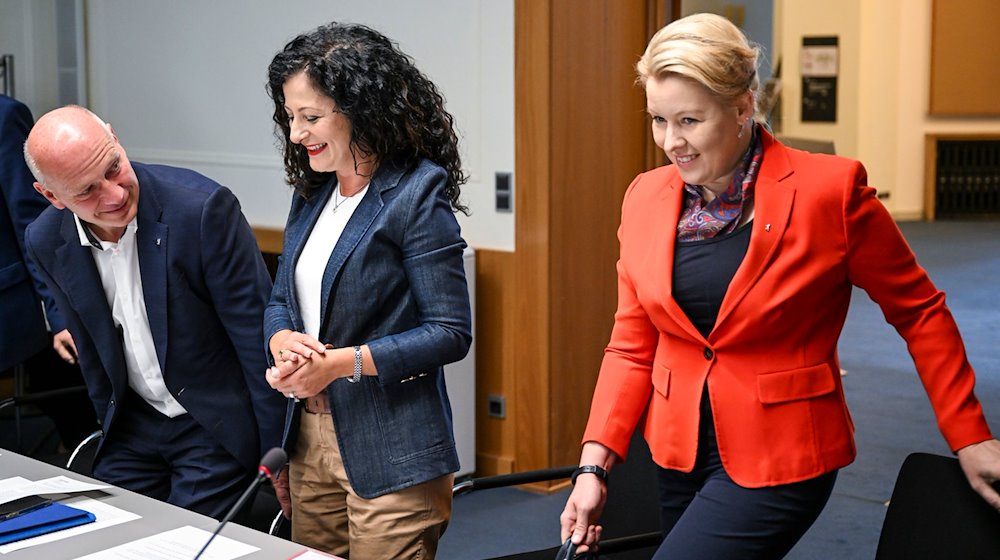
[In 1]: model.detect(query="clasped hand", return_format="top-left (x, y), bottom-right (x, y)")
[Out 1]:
top-left (266, 329), bottom-right (331, 399)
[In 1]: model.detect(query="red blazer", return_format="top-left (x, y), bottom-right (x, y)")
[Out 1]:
top-left (582, 130), bottom-right (993, 488)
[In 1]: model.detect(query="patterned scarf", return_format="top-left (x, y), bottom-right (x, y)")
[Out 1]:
top-left (677, 126), bottom-right (764, 241)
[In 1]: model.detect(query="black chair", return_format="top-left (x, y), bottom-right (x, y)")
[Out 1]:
top-left (0, 362), bottom-right (89, 452)
top-left (453, 430), bottom-right (663, 559)
top-left (66, 430), bottom-right (288, 537)
top-left (268, 509), bottom-right (289, 538)
top-left (65, 429), bottom-right (102, 474)
top-left (775, 134), bottom-right (836, 155)
top-left (242, 483), bottom-right (287, 537)
top-left (876, 452), bottom-right (1000, 559)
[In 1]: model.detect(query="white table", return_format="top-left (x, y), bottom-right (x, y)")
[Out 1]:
top-left (0, 448), bottom-right (311, 559)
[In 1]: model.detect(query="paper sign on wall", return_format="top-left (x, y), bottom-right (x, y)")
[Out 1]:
top-left (800, 36), bottom-right (838, 122)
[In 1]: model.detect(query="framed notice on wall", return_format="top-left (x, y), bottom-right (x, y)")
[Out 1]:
top-left (929, 0), bottom-right (1000, 115)
top-left (800, 36), bottom-right (838, 123)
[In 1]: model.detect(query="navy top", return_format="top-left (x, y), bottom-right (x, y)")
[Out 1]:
top-left (672, 222), bottom-right (753, 338)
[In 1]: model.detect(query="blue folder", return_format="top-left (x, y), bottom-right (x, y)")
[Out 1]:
top-left (0, 502), bottom-right (97, 544)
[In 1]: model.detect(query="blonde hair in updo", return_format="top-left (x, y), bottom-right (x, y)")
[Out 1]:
top-left (637, 13), bottom-right (762, 121)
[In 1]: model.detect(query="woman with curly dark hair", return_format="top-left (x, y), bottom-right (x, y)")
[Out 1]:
top-left (262, 22), bottom-right (472, 558)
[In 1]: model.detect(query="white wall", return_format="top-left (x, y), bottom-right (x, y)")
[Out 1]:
top-left (775, 0), bottom-right (861, 161)
top-left (0, 0), bottom-right (59, 115)
top-left (82, 0), bottom-right (515, 250)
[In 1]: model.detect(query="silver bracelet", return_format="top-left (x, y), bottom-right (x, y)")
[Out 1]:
top-left (348, 345), bottom-right (362, 383)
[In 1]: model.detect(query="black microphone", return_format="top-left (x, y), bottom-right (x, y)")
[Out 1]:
top-left (193, 447), bottom-right (287, 560)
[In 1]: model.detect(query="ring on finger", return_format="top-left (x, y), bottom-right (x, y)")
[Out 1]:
top-left (278, 349), bottom-right (285, 360)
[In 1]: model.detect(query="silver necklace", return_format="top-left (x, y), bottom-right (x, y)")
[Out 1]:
top-left (332, 188), bottom-right (347, 213)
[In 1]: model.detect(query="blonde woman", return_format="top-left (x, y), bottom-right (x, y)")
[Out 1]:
top-left (560, 13), bottom-right (1000, 559)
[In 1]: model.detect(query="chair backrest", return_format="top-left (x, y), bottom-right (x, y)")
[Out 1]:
top-left (876, 452), bottom-right (1000, 559)
top-left (775, 134), bottom-right (836, 155)
top-left (598, 430), bottom-right (662, 559)
top-left (451, 429), bottom-right (663, 559)
top-left (65, 429), bottom-right (102, 475)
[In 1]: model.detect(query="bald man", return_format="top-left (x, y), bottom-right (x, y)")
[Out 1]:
top-left (23, 105), bottom-right (285, 519)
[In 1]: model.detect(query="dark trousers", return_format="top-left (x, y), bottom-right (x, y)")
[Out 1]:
top-left (93, 390), bottom-right (254, 520)
top-left (654, 392), bottom-right (837, 560)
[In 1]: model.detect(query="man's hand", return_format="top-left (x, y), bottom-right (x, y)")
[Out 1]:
top-left (52, 329), bottom-right (77, 364)
top-left (271, 469), bottom-right (292, 519)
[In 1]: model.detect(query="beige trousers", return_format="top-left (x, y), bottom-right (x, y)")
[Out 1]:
top-left (289, 410), bottom-right (453, 559)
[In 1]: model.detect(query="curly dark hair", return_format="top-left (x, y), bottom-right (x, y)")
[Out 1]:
top-left (267, 22), bottom-right (468, 214)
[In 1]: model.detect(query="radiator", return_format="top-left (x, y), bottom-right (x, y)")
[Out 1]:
top-left (935, 139), bottom-right (1000, 218)
top-left (444, 248), bottom-right (476, 476)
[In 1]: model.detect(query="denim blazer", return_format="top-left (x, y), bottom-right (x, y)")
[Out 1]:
top-left (264, 159), bottom-right (472, 498)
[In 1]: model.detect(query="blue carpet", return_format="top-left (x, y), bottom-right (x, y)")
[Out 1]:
top-left (443, 485), bottom-right (572, 558)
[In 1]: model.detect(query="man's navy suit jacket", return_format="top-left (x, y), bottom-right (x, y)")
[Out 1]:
top-left (25, 162), bottom-right (284, 471)
top-left (0, 95), bottom-right (49, 371)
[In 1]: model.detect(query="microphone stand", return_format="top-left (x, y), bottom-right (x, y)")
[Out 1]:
top-left (193, 448), bottom-right (286, 560)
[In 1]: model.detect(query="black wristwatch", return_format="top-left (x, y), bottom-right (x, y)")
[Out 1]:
top-left (571, 464), bottom-right (609, 485)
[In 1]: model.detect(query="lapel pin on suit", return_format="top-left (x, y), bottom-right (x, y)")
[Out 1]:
top-left (765, 224), bottom-right (772, 232)
top-left (155, 238), bottom-right (161, 246)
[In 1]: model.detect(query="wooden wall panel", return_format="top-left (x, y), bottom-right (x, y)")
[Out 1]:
top-left (513, 0), bottom-right (553, 473)
top-left (252, 226), bottom-right (284, 255)
top-left (504, 0), bottom-right (655, 480)
top-left (929, 0), bottom-right (1000, 115)
top-left (548, 0), bottom-right (651, 466)
top-left (474, 249), bottom-right (517, 474)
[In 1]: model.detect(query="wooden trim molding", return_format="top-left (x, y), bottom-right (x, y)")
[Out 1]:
top-left (924, 135), bottom-right (937, 221)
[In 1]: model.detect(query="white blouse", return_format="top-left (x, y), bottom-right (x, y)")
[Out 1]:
top-left (294, 183), bottom-right (369, 338)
